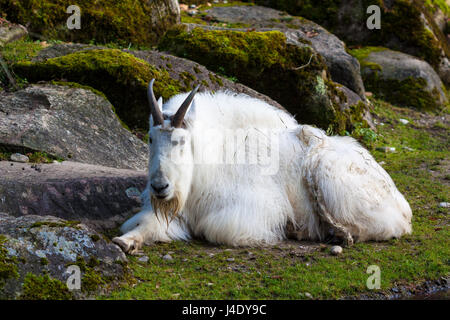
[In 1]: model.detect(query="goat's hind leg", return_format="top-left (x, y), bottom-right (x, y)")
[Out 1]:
top-left (310, 181), bottom-right (354, 246)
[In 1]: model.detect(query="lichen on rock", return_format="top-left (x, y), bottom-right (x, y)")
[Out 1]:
top-left (0, 213), bottom-right (129, 299)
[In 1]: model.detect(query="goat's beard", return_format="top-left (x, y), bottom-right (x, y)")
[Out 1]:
top-left (151, 191), bottom-right (184, 224)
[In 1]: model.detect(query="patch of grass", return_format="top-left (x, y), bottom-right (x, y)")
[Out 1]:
top-left (104, 99), bottom-right (449, 299)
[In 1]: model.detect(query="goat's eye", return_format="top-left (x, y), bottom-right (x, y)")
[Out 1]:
top-left (172, 140), bottom-right (178, 146)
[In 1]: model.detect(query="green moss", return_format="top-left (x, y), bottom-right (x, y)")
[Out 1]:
top-left (69, 256), bottom-right (105, 293)
top-left (364, 75), bottom-right (442, 111)
top-left (0, 0), bottom-right (179, 47)
top-left (20, 273), bottom-right (73, 300)
top-left (0, 236), bottom-right (18, 288)
top-left (425, 0), bottom-right (450, 16)
top-left (0, 38), bottom-right (43, 89)
top-left (348, 46), bottom-right (386, 72)
top-left (0, 38), bottom-right (43, 65)
top-left (40, 257), bottom-right (49, 266)
top-left (89, 234), bottom-right (101, 242)
top-left (252, 0), bottom-right (447, 70)
top-left (13, 49), bottom-right (185, 130)
top-left (159, 26), bottom-right (352, 130)
top-left (30, 220), bottom-right (80, 229)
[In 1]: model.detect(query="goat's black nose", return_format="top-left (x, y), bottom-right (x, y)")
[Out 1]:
top-left (151, 183), bottom-right (169, 193)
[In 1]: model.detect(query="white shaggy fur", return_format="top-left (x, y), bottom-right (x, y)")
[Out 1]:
top-left (113, 91), bottom-right (412, 254)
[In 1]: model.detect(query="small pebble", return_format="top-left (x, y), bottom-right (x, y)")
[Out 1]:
top-left (399, 119), bottom-right (409, 125)
top-left (376, 146), bottom-right (396, 153)
top-left (304, 292), bottom-right (313, 299)
top-left (330, 245), bottom-right (343, 256)
top-left (226, 258), bottom-right (235, 262)
top-left (138, 256), bottom-right (149, 263)
top-left (439, 202), bottom-right (450, 208)
top-left (207, 282), bottom-right (214, 286)
top-left (163, 254), bottom-right (173, 261)
top-left (10, 153), bottom-right (29, 163)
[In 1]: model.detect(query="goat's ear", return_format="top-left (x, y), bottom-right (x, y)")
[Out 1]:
top-left (157, 97), bottom-right (163, 110)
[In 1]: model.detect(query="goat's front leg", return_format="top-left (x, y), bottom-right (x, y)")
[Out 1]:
top-left (113, 210), bottom-right (190, 255)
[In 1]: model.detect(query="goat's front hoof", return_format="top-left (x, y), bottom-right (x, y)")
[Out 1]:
top-left (113, 236), bottom-right (143, 255)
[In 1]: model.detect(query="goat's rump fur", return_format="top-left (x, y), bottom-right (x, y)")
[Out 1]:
top-left (113, 90), bottom-right (412, 253)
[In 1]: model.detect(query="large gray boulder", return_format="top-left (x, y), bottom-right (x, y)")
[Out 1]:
top-left (202, 5), bottom-right (366, 99)
top-left (0, 161), bottom-right (146, 231)
top-left (0, 213), bottom-right (128, 299)
top-left (0, 84), bottom-right (148, 170)
top-left (252, 0), bottom-right (450, 86)
top-left (357, 48), bottom-right (448, 110)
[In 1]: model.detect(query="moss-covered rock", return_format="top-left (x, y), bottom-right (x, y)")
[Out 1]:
top-left (0, 235), bottom-right (18, 289)
top-left (350, 47), bottom-right (448, 110)
top-left (0, 0), bottom-right (180, 47)
top-left (252, 0), bottom-right (449, 81)
top-left (0, 213), bottom-right (129, 299)
top-left (12, 49), bottom-right (184, 129)
top-left (191, 4), bottom-right (366, 98)
top-left (159, 25), bottom-right (366, 132)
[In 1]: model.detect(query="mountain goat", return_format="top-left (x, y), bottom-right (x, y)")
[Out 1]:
top-left (113, 79), bottom-right (412, 254)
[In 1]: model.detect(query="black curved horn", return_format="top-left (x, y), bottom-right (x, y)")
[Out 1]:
top-left (148, 79), bottom-right (164, 126)
top-left (171, 85), bottom-right (200, 128)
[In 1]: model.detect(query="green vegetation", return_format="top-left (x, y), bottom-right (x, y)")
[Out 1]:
top-left (71, 256), bottom-right (105, 293)
top-left (104, 99), bottom-right (449, 299)
top-left (0, 0), bottom-right (179, 47)
top-left (348, 46), bottom-right (386, 72)
top-left (12, 49), bottom-right (186, 130)
top-left (20, 273), bottom-right (73, 300)
top-left (425, 0), bottom-right (450, 16)
top-left (159, 26), bottom-right (362, 132)
top-left (0, 38), bottom-right (43, 89)
top-left (0, 146), bottom-right (64, 163)
top-left (0, 236), bottom-right (18, 288)
top-left (364, 76), bottom-right (443, 111)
